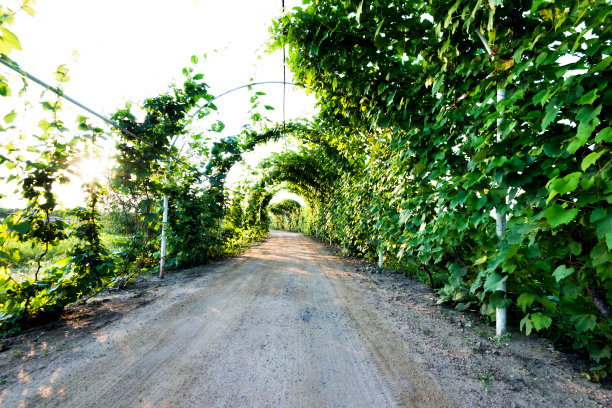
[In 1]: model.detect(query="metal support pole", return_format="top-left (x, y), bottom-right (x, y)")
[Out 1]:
top-left (159, 194), bottom-right (169, 279)
top-left (217, 218), bottom-right (223, 254)
top-left (477, 29), bottom-right (507, 336)
top-left (495, 87), bottom-right (507, 337)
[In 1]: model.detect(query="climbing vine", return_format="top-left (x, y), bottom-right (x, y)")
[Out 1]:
top-left (269, 0), bottom-right (612, 369)
top-left (269, 199), bottom-right (302, 231)
top-left (2, 0), bottom-right (610, 378)
top-left (0, 4), bottom-right (285, 329)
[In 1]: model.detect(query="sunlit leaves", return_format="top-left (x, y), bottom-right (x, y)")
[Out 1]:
top-left (3, 110), bottom-right (16, 124)
top-left (210, 120), bottom-right (225, 133)
top-left (268, 0), bottom-right (612, 367)
top-left (20, 0), bottom-right (37, 17)
top-left (547, 172), bottom-right (581, 197)
top-left (0, 27), bottom-right (21, 54)
top-left (581, 151), bottom-right (605, 172)
top-left (595, 127), bottom-right (612, 143)
top-left (494, 58), bottom-right (514, 71)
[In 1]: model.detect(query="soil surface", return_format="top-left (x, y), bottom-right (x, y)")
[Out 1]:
top-left (1, 231), bottom-right (611, 407)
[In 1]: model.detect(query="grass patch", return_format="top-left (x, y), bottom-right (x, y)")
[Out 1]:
top-left (3, 233), bottom-right (125, 280)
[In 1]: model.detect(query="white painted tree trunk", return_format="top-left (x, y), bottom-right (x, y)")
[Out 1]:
top-left (378, 249), bottom-right (384, 269)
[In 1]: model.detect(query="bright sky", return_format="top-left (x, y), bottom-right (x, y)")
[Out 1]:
top-left (0, 0), bottom-right (315, 208)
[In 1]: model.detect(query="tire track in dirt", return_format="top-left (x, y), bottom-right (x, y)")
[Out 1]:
top-left (2, 231), bottom-right (451, 407)
top-left (306, 235), bottom-right (451, 408)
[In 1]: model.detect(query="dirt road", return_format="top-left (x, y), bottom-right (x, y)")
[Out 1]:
top-left (1, 231), bottom-right (449, 407)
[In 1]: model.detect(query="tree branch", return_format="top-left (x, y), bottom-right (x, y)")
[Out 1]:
top-left (586, 284), bottom-right (611, 319)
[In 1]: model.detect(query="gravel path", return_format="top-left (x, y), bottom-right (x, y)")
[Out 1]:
top-left (1, 231), bottom-right (448, 407)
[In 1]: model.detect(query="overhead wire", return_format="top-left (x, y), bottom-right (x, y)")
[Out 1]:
top-left (282, 0), bottom-right (287, 151)
top-left (0, 57), bottom-right (297, 194)
top-left (0, 57), bottom-right (210, 183)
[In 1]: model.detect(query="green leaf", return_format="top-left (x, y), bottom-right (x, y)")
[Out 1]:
top-left (3, 110), bottom-right (16, 124)
top-left (22, 0), bottom-right (37, 16)
top-left (568, 240), bottom-right (582, 255)
top-left (587, 344), bottom-right (611, 363)
top-left (594, 209), bottom-right (612, 249)
top-left (0, 79), bottom-right (10, 97)
top-left (517, 293), bottom-right (537, 312)
top-left (568, 105), bottom-right (601, 153)
top-left (495, 58), bottom-right (515, 71)
top-left (541, 98), bottom-right (560, 131)
top-left (531, 313), bottom-right (552, 331)
top-left (595, 127), bottom-right (612, 143)
top-left (374, 18), bottom-right (385, 38)
top-left (533, 89), bottom-right (551, 106)
top-left (264, 105), bottom-right (275, 110)
top-left (445, 0), bottom-right (460, 28)
top-left (38, 118), bottom-right (51, 131)
top-left (355, 0), bottom-right (364, 23)
top-left (592, 55), bottom-right (612, 73)
top-left (538, 295), bottom-right (557, 313)
top-left (581, 151), bottom-right (605, 172)
top-left (11, 221), bottom-right (32, 235)
top-left (0, 27), bottom-right (22, 55)
top-left (576, 104), bottom-right (601, 125)
top-left (552, 265), bottom-right (574, 282)
top-left (489, 291), bottom-right (512, 309)
top-left (562, 281), bottom-right (583, 297)
top-left (542, 204), bottom-right (578, 228)
top-left (570, 125), bottom-right (594, 153)
top-left (520, 314), bottom-right (534, 335)
top-left (578, 88), bottom-right (598, 105)
top-left (571, 314), bottom-right (597, 333)
top-left (432, 74), bottom-right (445, 95)
top-left (590, 242), bottom-right (608, 267)
top-left (597, 263), bottom-right (612, 280)
top-left (474, 255), bottom-right (487, 265)
top-left (398, 209), bottom-right (411, 225)
top-left (538, 8), bottom-right (554, 20)
top-left (548, 172), bottom-right (581, 195)
top-left (483, 272), bottom-right (506, 292)
top-left (55, 64), bottom-right (69, 82)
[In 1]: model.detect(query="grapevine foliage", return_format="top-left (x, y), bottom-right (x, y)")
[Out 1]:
top-left (0, 4), bottom-right (283, 329)
top-left (266, 0), bottom-right (612, 367)
top-left (270, 199), bottom-right (302, 231)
